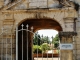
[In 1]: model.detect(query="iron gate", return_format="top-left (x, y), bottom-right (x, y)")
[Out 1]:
top-left (0, 24), bottom-right (77, 60)
top-left (16, 24), bottom-right (34, 60)
top-left (17, 24), bottom-right (60, 60)
top-left (16, 24), bottom-right (60, 60)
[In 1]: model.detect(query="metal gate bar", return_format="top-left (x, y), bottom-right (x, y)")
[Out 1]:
top-left (22, 24), bottom-right (23, 60)
top-left (16, 24), bottom-right (18, 60)
top-left (26, 24), bottom-right (29, 60)
top-left (16, 24), bottom-right (33, 60)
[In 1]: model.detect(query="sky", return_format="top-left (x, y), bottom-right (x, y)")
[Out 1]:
top-left (37, 29), bottom-right (58, 41)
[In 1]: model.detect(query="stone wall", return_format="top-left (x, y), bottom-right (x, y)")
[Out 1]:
top-left (0, 9), bottom-right (78, 60)
top-left (0, 0), bottom-right (79, 60)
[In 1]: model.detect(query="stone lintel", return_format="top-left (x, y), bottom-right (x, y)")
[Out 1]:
top-left (59, 31), bottom-right (77, 37)
top-left (64, 17), bottom-right (75, 21)
top-left (1, 8), bottom-right (75, 13)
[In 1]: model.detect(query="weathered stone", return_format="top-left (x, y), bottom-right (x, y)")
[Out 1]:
top-left (0, 0), bottom-right (80, 60)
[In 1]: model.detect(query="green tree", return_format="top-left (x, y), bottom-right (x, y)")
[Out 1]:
top-left (41, 36), bottom-right (51, 44)
top-left (33, 32), bottom-right (41, 45)
top-left (52, 34), bottom-right (60, 48)
top-left (33, 33), bottom-right (51, 45)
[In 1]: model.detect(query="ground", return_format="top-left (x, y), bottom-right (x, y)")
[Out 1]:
top-left (34, 58), bottom-right (60, 60)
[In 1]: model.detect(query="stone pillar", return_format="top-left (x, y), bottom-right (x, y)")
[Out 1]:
top-left (59, 32), bottom-right (77, 60)
top-left (1, 12), bottom-right (16, 60)
top-left (76, 6), bottom-right (80, 60)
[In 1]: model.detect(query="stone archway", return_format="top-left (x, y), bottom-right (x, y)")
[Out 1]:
top-left (18, 19), bottom-right (62, 31)
top-left (18, 18), bottom-right (62, 60)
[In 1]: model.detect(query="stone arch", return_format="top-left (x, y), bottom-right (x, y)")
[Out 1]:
top-left (14, 10), bottom-right (65, 30)
top-left (17, 18), bottom-right (62, 60)
top-left (18, 18), bottom-right (63, 31)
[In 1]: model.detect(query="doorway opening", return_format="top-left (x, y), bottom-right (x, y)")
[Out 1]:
top-left (33, 29), bottom-right (60, 60)
top-left (18, 19), bottom-right (62, 60)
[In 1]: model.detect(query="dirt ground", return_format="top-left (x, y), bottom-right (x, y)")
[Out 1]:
top-left (34, 58), bottom-right (60, 60)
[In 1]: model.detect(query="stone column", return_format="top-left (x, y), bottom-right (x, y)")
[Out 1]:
top-left (59, 32), bottom-right (77, 60)
top-left (76, 6), bottom-right (80, 60)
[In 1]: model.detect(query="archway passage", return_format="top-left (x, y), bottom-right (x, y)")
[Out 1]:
top-left (19, 19), bottom-right (62, 31)
top-left (18, 19), bottom-right (62, 60)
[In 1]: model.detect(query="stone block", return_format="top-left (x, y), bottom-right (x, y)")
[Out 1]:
top-left (0, 0), bottom-right (4, 8)
top-left (0, 39), bottom-right (2, 43)
top-left (67, 8), bottom-right (77, 17)
top-left (12, 48), bottom-right (16, 54)
top-left (77, 50), bottom-right (80, 54)
top-left (75, 38), bottom-right (80, 44)
top-left (12, 44), bottom-right (16, 48)
top-left (76, 21), bottom-right (80, 28)
top-left (12, 54), bottom-right (16, 60)
top-left (3, 19), bottom-right (14, 28)
top-left (12, 39), bottom-right (16, 44)
top-left (77, 54), bottom-right (80, 60)
top-left (76, 44), bottom-right (80, 50)
top-left (4, 13), bottom-right (13, 20)
top-left (7, 48), bottom-right (11, 54)
top-left (60, 50), bottom-right (73, 60)
top-left (0, 44), bottom-right (4, 49)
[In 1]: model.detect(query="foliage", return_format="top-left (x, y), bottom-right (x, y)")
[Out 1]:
top-left (33, 32), bottom-right (51, 45)
top-left (33, 32), bottom-right (41, 45)
top-left (33, 45), bottom-right (42, 53)
top-left (33, 32), bottom-right (60, 53)
top-left (41, 36), bottom-right (51, 44)
top-left (33, 43), bottom-right (51, 53)
top-left (41, 43), bottom-right (50, 53)
top-left (52, 34), bottom-right (60, 48)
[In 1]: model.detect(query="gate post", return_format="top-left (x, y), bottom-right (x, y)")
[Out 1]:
top-left (59, 32), bottom-right (77, 60)
top-left (16, 23), bottom-right (18, 60)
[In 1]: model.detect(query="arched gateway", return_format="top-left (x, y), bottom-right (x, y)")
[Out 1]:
top-left (18, 18), bottom-right (62, 60)
top-left (16, 18), bottom-right (77, 60)
top-left (0, 9), bottom-right (77, 60)
top-left (0, 0), bottom-right (79, 60)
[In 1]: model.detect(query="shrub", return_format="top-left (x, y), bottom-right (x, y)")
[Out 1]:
top-left (41, 43), bottom-right (50, 53)
top-left (33, 45), bottom-right (42, 53)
